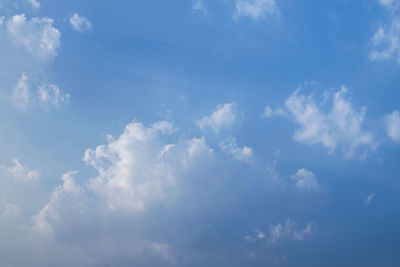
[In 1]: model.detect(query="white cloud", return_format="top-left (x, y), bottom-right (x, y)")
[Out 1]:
top-left (0, 158), bottom-right (39, 181)
top-left (292, 223), bottom-right (312, 241)
top-left (12, 72), bottom-right (31, 109)
top-left (370, 18), bottom-right (400, 62)
top-left (25, 0), bottom-right (40, 9)
top-left (385, 110), bottom-right (400, 142)
top-left (233, 0), bottom-right (278, 21)
top-left (33, 171), bottom-right (84, 238)
top-left (291, 168), bottom-right (319, 190)
top-left (263, 105), bottom-right (287, 118)
top-left (70, 13), bottom-right (92, 33)
top-left (37, 83), bottom-right (70, 106)
top-left (266, 86), bottom-right (376, 158)
top-left (193, 0), bottom-right (208, 14)
top-left (365, 193), bottom-right (375, 204)
top-left (11, 73), bottom-right (70, 108)
top-left (220, 137), bottom-right (253, 163)
top-left (6, 14), bottom-right (61, 60)
top-left (0, 16), bottom-right (5, 25)
top-left (83, 121), bottom-right (213, 211)
top-left (268, 219), bottom-right (313, 243)
top-left (370, 0), bottom-right (400, 62)
top-left (196, 103), bottom-right (236, 133)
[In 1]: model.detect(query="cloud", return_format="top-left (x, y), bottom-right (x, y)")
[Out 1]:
top-left (83, 121), bottom-right (213, 211)
top-left (0, 158), bottom-right (39, 181)
top-left (370, 0), bottom-right (400, 62)
top-left (265, 85), bottom-right (376, 158)
top-left (263, 105), bottom-right (287, 118)
top-left (33, 171), bottom-right (84, 238)
top-left (11, 73), bottom-right (70, 109)
top-left (196, 103), bottom-right (236, 133)
top-left (12, 72), bottom-right (31, 109)
top-left (268, 219), bottom-right (313, 243)
top-left (379, 0), bottom-right (400, 11)
top-left (37, 83), bottom-right (70, 106)
top-left (6, 14), bottom-right (61, 60)
top-left (70, 13), bottom-right (92, 33)
top-left (0, 118), bottom-right (323, 266)
top-left (220, 137), bottom-right (253, 163)
top-left (365, 193), bottom-right (375, 204)
top-left (233, 0), bottom-right (278, 21)
top-left (192, 0), bottom-right (208, 14)
top-left (25, 0), bottom-right (40, 9)
top-left (292, 223), bottom-right (312, 241)
top-left (291, 168), bottom-right (319, 190)
top-left (385, 110), bottom-right (400, 142)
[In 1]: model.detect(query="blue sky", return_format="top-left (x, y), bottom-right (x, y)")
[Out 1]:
top-left (1, 0), bottom-right (400, 266)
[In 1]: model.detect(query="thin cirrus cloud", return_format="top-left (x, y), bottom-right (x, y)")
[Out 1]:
top-left (233, 0), bottom-right (279, 21)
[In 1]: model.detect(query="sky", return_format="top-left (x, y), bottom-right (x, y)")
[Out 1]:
top-left (1, 0), bottom-right (400, 266)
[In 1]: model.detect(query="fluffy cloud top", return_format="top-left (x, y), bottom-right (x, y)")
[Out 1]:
top-left (70, 13), bottom-right (92, 33)
top-left (233, 0), bottom-right (278, 21)
top-left (196, 103), bottom-right (236, 133)
top-left (6, 14), bottom-right (61, 60)
top-left (265, 86), bottom-right (376, 158)
top-left (83, 121), bottom-right (212, 211)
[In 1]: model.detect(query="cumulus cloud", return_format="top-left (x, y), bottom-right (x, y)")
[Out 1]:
top-left (70, 13), bottom-right (92, 33)
top-left (220, 137), bottom-right (253, 163)
top-left (83, 121), bottom-right (214, 211)
top-left (385, 110), bottom-right (400, 142)
top-left (233, 0), bottom-right (278, 21)
top-left (6, 14), bottom-right (61, 60)
top-left (0, 119), bottom-right (322, 266)
top-left (291, 168), bottom-right (319, 190)
top-left (265, 85), bottom-right (376, 158)
top-left (33, 171), bottom-right (84, 238)
top-left (196, 103), bottom-right (236, 133)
